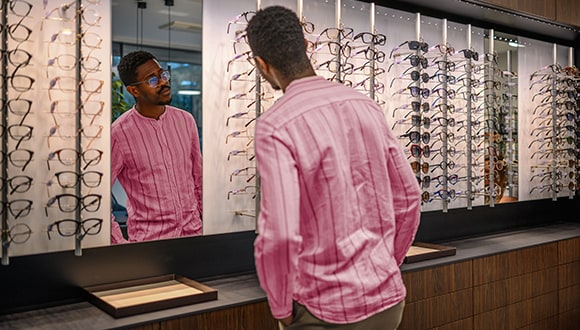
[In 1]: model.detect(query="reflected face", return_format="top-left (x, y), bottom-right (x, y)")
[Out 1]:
top-left (129, 59), bottom-right (172, 106)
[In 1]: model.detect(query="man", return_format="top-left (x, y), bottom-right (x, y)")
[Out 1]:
top-left (246, 6), bottom-right (422, 329)
top-left (111, 50), bottom-right (202, 243)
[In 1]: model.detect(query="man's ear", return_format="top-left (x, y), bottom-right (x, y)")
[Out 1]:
top-left (254, 56), bottom-right (270, 75)
top-left (126, 85), bottom-right (139, 98)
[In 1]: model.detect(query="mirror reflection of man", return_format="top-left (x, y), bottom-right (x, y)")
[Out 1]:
top-left (111, 50), bottom-right (202, 244)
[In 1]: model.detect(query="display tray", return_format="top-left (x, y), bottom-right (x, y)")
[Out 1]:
top-left (83, 274), bottom-right (218, 318)
top-left (404, 242), bottom-right (456, 263)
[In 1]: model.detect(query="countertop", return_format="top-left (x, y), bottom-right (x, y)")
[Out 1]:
top-left (1, 222), bottom-right (579, 330)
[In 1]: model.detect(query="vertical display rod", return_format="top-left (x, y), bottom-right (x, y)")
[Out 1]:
top-left (506, 50), bottom-right (514, 199)
top-left (254, 0), bottom-right (263, 230)
top-left (74, 0), bottom-right (83, 256)
top-left (568, 47), bottom-right (574, 200)
top-left (465, 25), bottom-right (474, 209)
top-left (441, 18), bottom-right (449, 212)
top-left (487, 28), bottom-right (495, 208)
top-left (369, 3), bottom-right (375, 101)
top-left (335, 0), bottom-right (342, 80)
top-left (550, 44), bottom-right (558, 201)
top-left (297, 0), bottom-right (302, 18)
top-left (1, 4), bottom-right (9, 266)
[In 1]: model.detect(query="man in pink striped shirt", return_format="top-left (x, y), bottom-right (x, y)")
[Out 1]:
top-left (246, 6), bottom-right (421, 329)
top-left (111, 51), bottom-right (202, 243)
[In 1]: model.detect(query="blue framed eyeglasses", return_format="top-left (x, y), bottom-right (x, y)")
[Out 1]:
top-left (130, 70), bottom-right (170, 88)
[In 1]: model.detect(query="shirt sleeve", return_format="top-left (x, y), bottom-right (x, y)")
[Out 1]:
top-left (254, 123), bottom-right (300, 320)
top-left (385, 128), bottom-right (422, 265)
top-left (110, 131), bottom-right (128, 244)
top-left (190, 118), bottom-right (203, 217)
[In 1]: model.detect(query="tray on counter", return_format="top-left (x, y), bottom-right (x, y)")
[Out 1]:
top-left (404, 242), bottom-right (456, 263)
top-left (83, 274), bottom-right (218, 318)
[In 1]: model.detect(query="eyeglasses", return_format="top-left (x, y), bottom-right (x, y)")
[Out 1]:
top-left (47, 54), bottom-right (102, 73)
top-left (317, 27), bottom-right (354, 42)
top-left (129, 70), bottom-right (170, 89)
top-left (312, 40), bottom-right (352, 57)
top-left (50, 30), bottom-right (103, 49)
top-left (227, 11), bottom-right (255, 34)
top-left (47, 124), bottom-right (103, 149)
top-left (434, 174), bottom-right (459, 187)
top-left (393, 86), bottom-right (430, 99)
top-left (227, 147), bottom-right (255, 161)
top-left (230, 166), bottom-right (256, 182)
top-left (227, 185), bottom-right (258, 200)
top-left (1, 175), bottom-right (33, 195)
top-left (48, 77), bottom-right (104, 101)
top-left (52, 171), bottom-right (103, 189)
top-left (0, 21), bottom-right (32, 43)
top-left (455, 49), bottom-right (479, 61)
top-left (2, 223), bottom-right (31, 248)
top-left (0, 199), bottom-right (32, 219)
top-left (50, 99), bottom-right (104, 125)
top-left (389, 40), bottom-right (429, 58)
top-left (1, 124), bottom-right (33, 149)
top-left (1, 48), bottom-right (32, 66)
top-left (392, 101), bottom-right (429, 117)
top-left (227, 51), bottom-right (254, 72)
top-left (1, 0), bottom-right (33, 17)
top-left (314, 59), bottom-right (354, 74)
top-left (45, 193), bottom-right (102, 216)
top-left (47, 218), bottom-right (103, 240)
top-left (44, 1), bottom-right (102, 26)
top-left (46, 148), bottom-right (103, 171)
top-left (353, 32), bottom-right (386, 46)
top-left (1, 149), bottom-right (34, 171)
top-left (1, 69), bottom-right (35, 92)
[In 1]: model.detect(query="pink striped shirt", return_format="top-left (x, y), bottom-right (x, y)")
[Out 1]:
top-left (254, 76), bottom-right (421, 323)
top-left (111, 106), bottom-right (202, 243)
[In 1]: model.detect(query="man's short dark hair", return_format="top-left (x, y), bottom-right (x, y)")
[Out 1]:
top-left (117, 50), bottom-right (157, 87)
top-left (245, 6), bottom-right (311, 77)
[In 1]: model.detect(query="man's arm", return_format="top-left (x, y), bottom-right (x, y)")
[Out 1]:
top-left (385, 128), bottom-right (422, 265)
top-left (190, 121), bottom-right (203, 218)
top-left (254, 124), bottom-right (300, 321)
top-left (110, 132), bottom-right (128, 244)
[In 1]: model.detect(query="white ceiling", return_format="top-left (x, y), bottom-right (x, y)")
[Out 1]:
top-left (111, 0), bottom-right (203, 51)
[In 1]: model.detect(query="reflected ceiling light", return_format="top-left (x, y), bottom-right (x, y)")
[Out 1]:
top-left (159, 20), bottom-right (202, 33)
top-left (178, 90), bottom-right (201, 95)
top-left (508, 41), bottom-right (525, 48)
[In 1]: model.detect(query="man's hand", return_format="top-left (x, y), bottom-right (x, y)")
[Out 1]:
top-left (278, 315), bottom-right (293, 327)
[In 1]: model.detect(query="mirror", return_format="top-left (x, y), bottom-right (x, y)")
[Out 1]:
top-left (484, 31), bottom-right (519, 204)
top-left (111, 0), bottom-right (203, 243)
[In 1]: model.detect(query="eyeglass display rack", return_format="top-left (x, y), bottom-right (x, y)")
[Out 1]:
top-left (1, 0), bottom-right (110, 266)
top-left (528, 55), bottom-right (578, 201)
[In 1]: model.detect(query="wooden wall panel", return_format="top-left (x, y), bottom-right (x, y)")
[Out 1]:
top-left (559, 260), bottom-right (580, 289)
top-left (558, 237), bottom-right (580, 264)
top-left (518, 316), bottom-right (558, 330)
top-left (556, 0), bottom-right (580, 27)
top-left (559, 284), bottom-right (580, 313)
top-left (480, 0), bottom-right (556, 20)
top-left (473, 267), bottom-right (558, 314)
top-left (432, 318), bottom-right (473, 330)
top-left (402, 261), bottom-right (472, 302)
top-left (473, 243), bottom-right (558, 285)
top-left (128, 324), bottom-right (160, 330)
top-left (559, 307), bottom-right (580, 330)
top-left (158, 301), bottom-right (277, 330)
top-left (398, 289), bottom-right (472, 330)
top-left (473, 292), bottom-right (558, 329)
